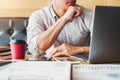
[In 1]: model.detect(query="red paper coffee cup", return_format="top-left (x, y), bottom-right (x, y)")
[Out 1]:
top-left (10, 40), bottom-right (26, 60)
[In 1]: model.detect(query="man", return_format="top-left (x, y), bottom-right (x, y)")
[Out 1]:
top-left (27, 0), bottom-right (93, 59)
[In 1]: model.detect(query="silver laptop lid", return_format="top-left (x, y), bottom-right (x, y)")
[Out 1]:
top-left (89, 6), bottom-right (120, 63)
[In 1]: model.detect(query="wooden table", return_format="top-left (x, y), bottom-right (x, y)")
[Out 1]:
top-left (0, 46), bottom-right (88, 66)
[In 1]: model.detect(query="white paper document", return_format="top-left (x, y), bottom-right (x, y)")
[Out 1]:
top-left (0, 61), bottom-right (71, 80)
top-left (72, 64), bottom-right (120, 80)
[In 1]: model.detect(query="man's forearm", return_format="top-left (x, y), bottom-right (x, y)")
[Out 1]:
top-left (69, 46), bottom-right (90, 55)
top-left (37, 16), bottom-right (68, 51)
top-left (77, 46), bottom-right (89, 54)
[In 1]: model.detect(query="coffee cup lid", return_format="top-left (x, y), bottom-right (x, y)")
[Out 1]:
top-left (10, 40), bottom-right (26, 44)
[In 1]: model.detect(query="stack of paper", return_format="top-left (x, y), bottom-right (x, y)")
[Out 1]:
top-left (72, 64), bottom-right (120, 80)
top-left (0, 61), bottom-right (71, 80)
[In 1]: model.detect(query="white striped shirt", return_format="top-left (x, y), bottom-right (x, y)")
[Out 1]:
top-left (27, 4), bottom-right (93, 57)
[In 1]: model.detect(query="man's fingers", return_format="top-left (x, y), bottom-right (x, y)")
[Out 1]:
top-left (52, 52), bottom-right (70, 58)
top-left (52, 52), bottom-right (62, 57)
top-left (74, 11), bottom-right (79, 17)
top-left (74, 6), bottom-right (82, 17)
top-left (50, 49), bottom-right (58, 57)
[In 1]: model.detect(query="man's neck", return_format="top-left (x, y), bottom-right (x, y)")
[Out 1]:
top-left (52, 5), bottom-right (67, 18)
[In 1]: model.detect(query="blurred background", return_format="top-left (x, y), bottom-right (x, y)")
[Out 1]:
top-left (0, 0), bottom-right (120, 17)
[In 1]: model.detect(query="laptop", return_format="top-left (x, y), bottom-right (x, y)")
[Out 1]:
top-left (72, 5), bottom-right (120, 64)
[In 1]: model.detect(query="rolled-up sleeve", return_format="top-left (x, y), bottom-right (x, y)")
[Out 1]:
top-left (27, 10), bottom-right (46, 56)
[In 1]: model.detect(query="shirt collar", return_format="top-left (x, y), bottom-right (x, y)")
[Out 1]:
top-left (50, 4), bottom-right (59, 21)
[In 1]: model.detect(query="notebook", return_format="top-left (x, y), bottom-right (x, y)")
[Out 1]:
top-left (72, 64), bottom-right (120, 80)
top-left (0, 47), bottom-right (11, 66)
top-left (72, 5), bottom-right (120, 63)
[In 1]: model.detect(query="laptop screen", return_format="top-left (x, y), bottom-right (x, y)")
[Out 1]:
top-left (89, 6), bottom-right (120, 63)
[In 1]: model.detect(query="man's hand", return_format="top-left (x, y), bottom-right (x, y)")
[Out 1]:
top-left (63, 5), bottom-right (82, 22)
top-left (50, 43), bottom-right (87, 58)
